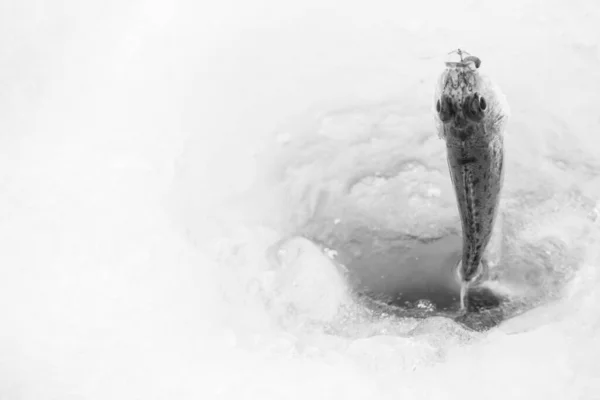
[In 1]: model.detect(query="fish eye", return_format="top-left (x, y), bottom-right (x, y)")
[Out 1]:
top-left (463, 93), bottom-right (486, 121)
top-left (479, 96), bottom-right (487, 111)
top-left (437, 96), bottom-right (454, 122)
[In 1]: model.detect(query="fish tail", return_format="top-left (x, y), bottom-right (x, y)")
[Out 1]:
top-left (456, 258), bottom-right (490, 312)
top-left (455, 258), bottom-right (488, 285)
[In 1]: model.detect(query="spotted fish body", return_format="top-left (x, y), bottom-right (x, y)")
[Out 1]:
top-left (433, 54), bottom-right (509, 301)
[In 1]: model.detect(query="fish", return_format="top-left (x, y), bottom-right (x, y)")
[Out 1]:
top-left (433, 50), bottom-right (510, 311)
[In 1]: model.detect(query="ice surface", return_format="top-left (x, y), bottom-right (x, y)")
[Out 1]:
top-left (1, 0), bottom-right (600, 399)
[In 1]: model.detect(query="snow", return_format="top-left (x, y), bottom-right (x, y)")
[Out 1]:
top-left (1, 0), bottom-right (600, 399)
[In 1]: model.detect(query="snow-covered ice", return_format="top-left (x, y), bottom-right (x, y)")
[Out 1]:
top-left (1, 0), bottom-right (600, 399)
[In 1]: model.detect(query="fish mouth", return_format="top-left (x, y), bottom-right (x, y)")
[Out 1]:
top-left (445, 49), bottom-right (481, 69)
top-left (445, 61), bottom-right (478, 71)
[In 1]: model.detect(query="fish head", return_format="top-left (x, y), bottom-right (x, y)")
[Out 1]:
top-left (433, 55), bottom-right (509, 141)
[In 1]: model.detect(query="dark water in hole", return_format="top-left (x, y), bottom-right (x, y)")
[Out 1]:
top-left (308, 224), bottom-right (507, 330)
top-left (345, 234), bottom-right (463, 310)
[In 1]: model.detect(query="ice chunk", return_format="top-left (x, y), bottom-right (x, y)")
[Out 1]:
top-left (270, 237), bottom-right (351, 324)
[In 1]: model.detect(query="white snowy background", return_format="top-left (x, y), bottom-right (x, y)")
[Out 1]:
top-left (1, 0), bottom-right (600, 399)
